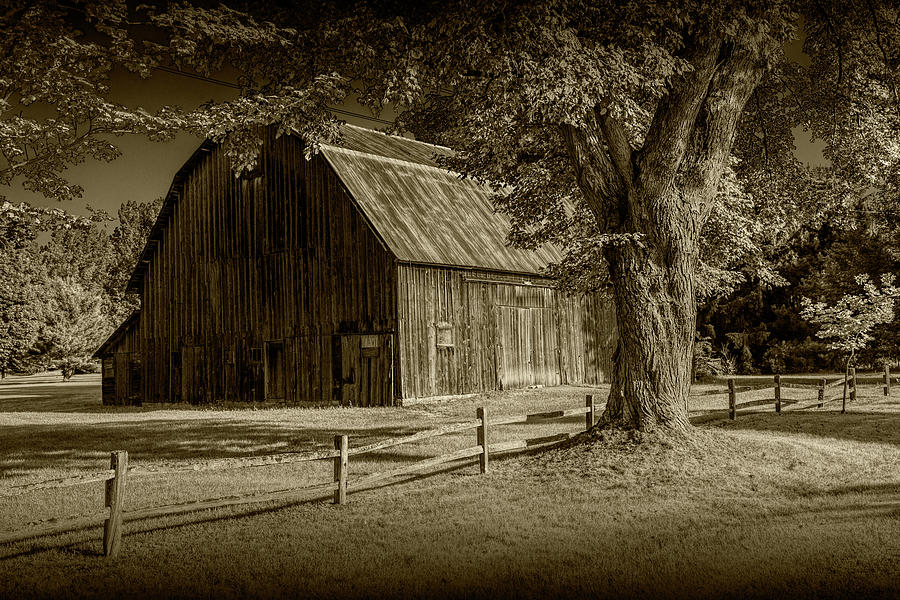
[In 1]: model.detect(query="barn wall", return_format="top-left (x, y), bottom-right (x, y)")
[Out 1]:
top-left (137, 132), bottom-right (396, 405)
top-left (396, 264), bottom-right (616, 400)
top-left (100, 317), bottom-right (142, 405)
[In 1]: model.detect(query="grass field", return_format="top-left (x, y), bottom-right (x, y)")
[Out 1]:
top-left (1, 372), bottom-right (899, 599)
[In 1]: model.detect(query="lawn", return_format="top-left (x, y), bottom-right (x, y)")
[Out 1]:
top-left (1, 373), bottom-right (899, 599)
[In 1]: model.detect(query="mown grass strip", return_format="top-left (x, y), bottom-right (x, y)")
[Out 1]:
top-left (0, 470), bottom-right (116, 498)
top-left (0, 510), bottom-right (108, 546)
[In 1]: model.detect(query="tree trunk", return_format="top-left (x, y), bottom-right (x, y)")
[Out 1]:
top-left (598, 203), bottom-right (699, 432)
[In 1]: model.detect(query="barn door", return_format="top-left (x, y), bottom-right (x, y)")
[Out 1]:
top-left (101, 358), bottom-right (115, 405)
top-left (181, 346), bottom-right (206, 404)
top-left (332, 334), bottom-right (392, 407)
top-left (497, 306), bottom-right (561, 390)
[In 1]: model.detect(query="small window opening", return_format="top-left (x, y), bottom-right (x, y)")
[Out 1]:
top-left (436, 321), bottom-right (454, 347)
top-left (361, 334), bottom-right (379, 358)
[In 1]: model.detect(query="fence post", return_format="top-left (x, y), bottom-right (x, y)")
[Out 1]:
top-left (728, 378), bottom-right (736, 420)
top-left (585, 395), bottom-right (594, 431)
top-left (333, 435), bottom-right (348, 505)
top-left (774, 374), bottom-right (781, 414)
top-left (885, 365), bottom-right (892, 396)
top-left (103, 450), bottom-right (128, 557)
top-left (849, 367), bottom-right (857, 404)
top-left (818, 377), bottom-right (825, 408)
top-left (476, 407), bottom-right (489, 474)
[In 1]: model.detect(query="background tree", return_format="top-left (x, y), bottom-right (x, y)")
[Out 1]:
top-left (105, 198), bottom-right (164, 323)
top-left (0, 201), bottom-right (89, 376)
top-left (800, 273), bottom-right (899, 389)
top-left (37, 275), bottom-right (107, 380)
top-left (0, 245), bottom-right (40, 378)
top-left (0, 197), bottom-right (160, 377)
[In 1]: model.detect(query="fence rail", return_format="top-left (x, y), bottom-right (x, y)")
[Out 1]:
top-left (0, 396), bottom-right (597, 555)
top-left (705, 366), bottom-right (900, 420)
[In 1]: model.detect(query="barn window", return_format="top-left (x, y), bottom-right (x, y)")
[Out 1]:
top-left (250, 347), bottom-right (262, 363)
top-left (436, 321), bottom-right (454, 347)
top-left (103, 359), bottom-right (114, 378)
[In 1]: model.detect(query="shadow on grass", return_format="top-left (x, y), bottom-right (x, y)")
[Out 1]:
top-left (0, 455), bottom-right (489, 561)
top-left (705, 404), bottom-right (900, 446)
top-left (0, 420), bottom-right (444, 476)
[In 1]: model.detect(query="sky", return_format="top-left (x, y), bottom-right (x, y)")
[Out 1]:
top-left (5, 33), bottom-right (828, 219)
top-left (4, 66), bottom-right (395, 218)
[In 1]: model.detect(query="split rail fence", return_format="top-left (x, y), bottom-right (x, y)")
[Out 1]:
top-left (0, 397), bottom-right (598, 557)
top-left (5, 366), bottom-right (896, 556)
top-left (707, 365), bottom-right (896, 420)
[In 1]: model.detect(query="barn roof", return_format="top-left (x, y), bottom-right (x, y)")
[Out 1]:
top-left (93, 311), bottom-right (140, 358)
top-left (320, 131), bottom-right (561, 273)
top-left (125, 124), bottom-right (559, 294)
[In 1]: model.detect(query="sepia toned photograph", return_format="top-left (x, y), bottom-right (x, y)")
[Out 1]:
top-left (1, 0), bottom-right (898, 598)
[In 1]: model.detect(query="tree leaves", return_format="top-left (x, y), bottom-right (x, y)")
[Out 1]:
top-left (800, 272), bottom-right (899, 354)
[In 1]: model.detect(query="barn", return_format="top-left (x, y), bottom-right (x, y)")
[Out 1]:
top-left (95, 125), bottom-right (617, 406)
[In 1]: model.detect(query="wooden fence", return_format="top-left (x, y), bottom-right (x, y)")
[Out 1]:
top-left (5, 366), bottom-right (895, 555)
top-left (711, 366), bottom-right (900, 420)
top-left (0, 396), bottom-right (597, 556)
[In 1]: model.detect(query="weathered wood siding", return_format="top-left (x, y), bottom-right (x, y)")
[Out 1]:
top-left (396, 264), bottom-right (616, 400)
top-left (136, 132), bottom-right (396, 405)
top-left (100, 318), bottom-right (141, 406)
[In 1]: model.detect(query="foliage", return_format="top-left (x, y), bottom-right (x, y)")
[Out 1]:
top-left (0, 1), bottom-right (193, 202)
top-left (37, 276), bottom-right (107, 379)
top-left (761, 338), bottom-right (839, 374)
top-left (0, 198), bottom-right (159, 376)
top-left (0, 201), bottom-right (94, 376)
top-left (692, 335), bottom-right (736, 380)
top-left (0, 246), bottom-right (40, 377)
top-left (800, 273), bottom-right (899, 361)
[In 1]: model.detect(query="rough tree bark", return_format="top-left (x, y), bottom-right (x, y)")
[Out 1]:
top-left (563, 33), bottom-right (777, 432)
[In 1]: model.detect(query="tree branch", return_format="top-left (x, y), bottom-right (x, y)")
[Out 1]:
top-left (683, 33), bottom-right (776, 216)
top-left (636, 35), bottom-right (722, 200)
top-left (864, 0), bottom-right (900, 118)
top-left (596, 107), bottom-right (634, 191)
top-left (560, 120), bottom-right (627, 232)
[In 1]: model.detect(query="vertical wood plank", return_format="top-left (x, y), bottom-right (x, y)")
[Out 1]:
top-left (103, 450), bottom-right (128, 557)
top-left (728, 378), bottom-right (735, 420)
top-left (774, 374), bottom-right (781, 414)
top-left (476, 406), bottom-right (489, 474)
top-left (333, 435), bottom-right (348, 505)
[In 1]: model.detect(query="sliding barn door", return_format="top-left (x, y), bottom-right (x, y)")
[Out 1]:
top-left (497, 306), bottom-right (561, 390)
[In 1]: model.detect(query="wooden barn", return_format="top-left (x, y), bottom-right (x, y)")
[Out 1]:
top-left (95, 125), bottom-right (617, 406)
